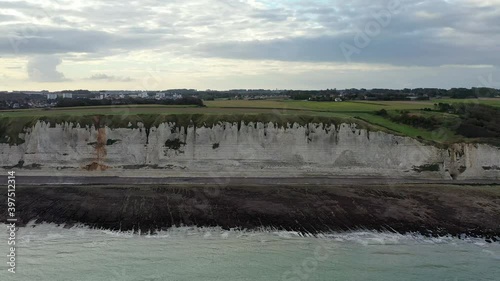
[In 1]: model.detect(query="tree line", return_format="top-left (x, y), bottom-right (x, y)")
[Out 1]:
top-left (288, 87), bottom-right (500, 101)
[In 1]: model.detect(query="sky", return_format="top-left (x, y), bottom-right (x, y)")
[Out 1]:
top-left (0, 0), bottom-right (500, 91)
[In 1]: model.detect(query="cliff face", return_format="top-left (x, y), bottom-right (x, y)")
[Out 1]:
top-left (1, 121), bottom-right (499, 179)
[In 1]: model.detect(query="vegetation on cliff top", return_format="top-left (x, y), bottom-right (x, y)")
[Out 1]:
top-left (374, 103), bottom-right (500, 146)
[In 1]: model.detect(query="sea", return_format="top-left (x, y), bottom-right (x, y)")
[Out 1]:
top-left (1, 224), bottom-right (499, 281)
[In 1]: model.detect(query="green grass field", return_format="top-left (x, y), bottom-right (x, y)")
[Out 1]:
top-left (1, 98), bottom-right (499, 145)
top-left (206, 98), bottom-right (500, 112)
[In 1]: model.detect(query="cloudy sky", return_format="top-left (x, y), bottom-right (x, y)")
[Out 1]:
top-left (1, 0), bottom-right (500, 90)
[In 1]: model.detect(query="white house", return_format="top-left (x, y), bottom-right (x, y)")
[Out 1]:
top-left (155, 92), bottom-right (165, 100)
top-left (62, 93), bottom-right (73, 99)
top-left (47, 93), bottom-right (58, 100)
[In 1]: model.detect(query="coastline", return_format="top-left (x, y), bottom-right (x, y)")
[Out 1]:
top-left (5, 183), bottom-right (499, 241)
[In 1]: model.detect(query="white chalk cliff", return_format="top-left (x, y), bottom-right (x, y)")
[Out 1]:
top-left (0, 121), bottom-right (499, 180)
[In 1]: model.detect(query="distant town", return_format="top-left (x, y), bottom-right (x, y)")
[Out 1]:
top-left (0, 87), bottom-right (499, 110)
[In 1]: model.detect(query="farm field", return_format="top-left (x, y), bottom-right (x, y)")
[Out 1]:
top-left (0, 106), bottom-right (295, 118)
top-left (205, 98), bottom-right (500, 111)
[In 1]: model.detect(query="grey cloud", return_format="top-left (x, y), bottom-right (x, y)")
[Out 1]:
top-left (195, 0), bottom-right (500, 66)
top-left (0, 1), bottom-right (42, 10)
top-left (250, 9), bottom-right (290, 22)
top-left (87, 73), bottom-right (133, 82)
top-left (0, 25), bottom-right (179, 56)
top-left (0, 27), bottom-right (112, 55)
top-left (27, 56), bottom-right (67, 82)
top-left (195, 32), bottom-right (500, 66)
top-left (0, 14), bottom-right (19, 22)
top-left (301, 7), bottom-right (337, 16)
top-left (379, 1), bottom-right (500, 34)
top-left (2, 0), bottom-right (500, 69)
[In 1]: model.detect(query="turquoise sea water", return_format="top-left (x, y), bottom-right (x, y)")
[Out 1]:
top-left (1, 224), bottom-right (499, 281)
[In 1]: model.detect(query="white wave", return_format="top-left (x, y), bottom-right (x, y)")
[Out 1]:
top-left (4, 223), bottom-right (499, 247)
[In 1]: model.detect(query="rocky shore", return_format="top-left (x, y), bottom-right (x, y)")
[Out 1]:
top-left (5, 184), bottom-right (500, 241)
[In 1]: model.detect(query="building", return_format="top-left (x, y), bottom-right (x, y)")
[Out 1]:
top-left (98, 92), bottom-right (110, 99)
top-left (47, 93), bottom-right (58, 100)
top-left (62, 93), bottom-right (73, 99)
top-left (155, 92), bottom-right (165, 100)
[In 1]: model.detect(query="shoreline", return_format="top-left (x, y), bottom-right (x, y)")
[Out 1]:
top-left (3, 183), bottom-right (499, 242)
